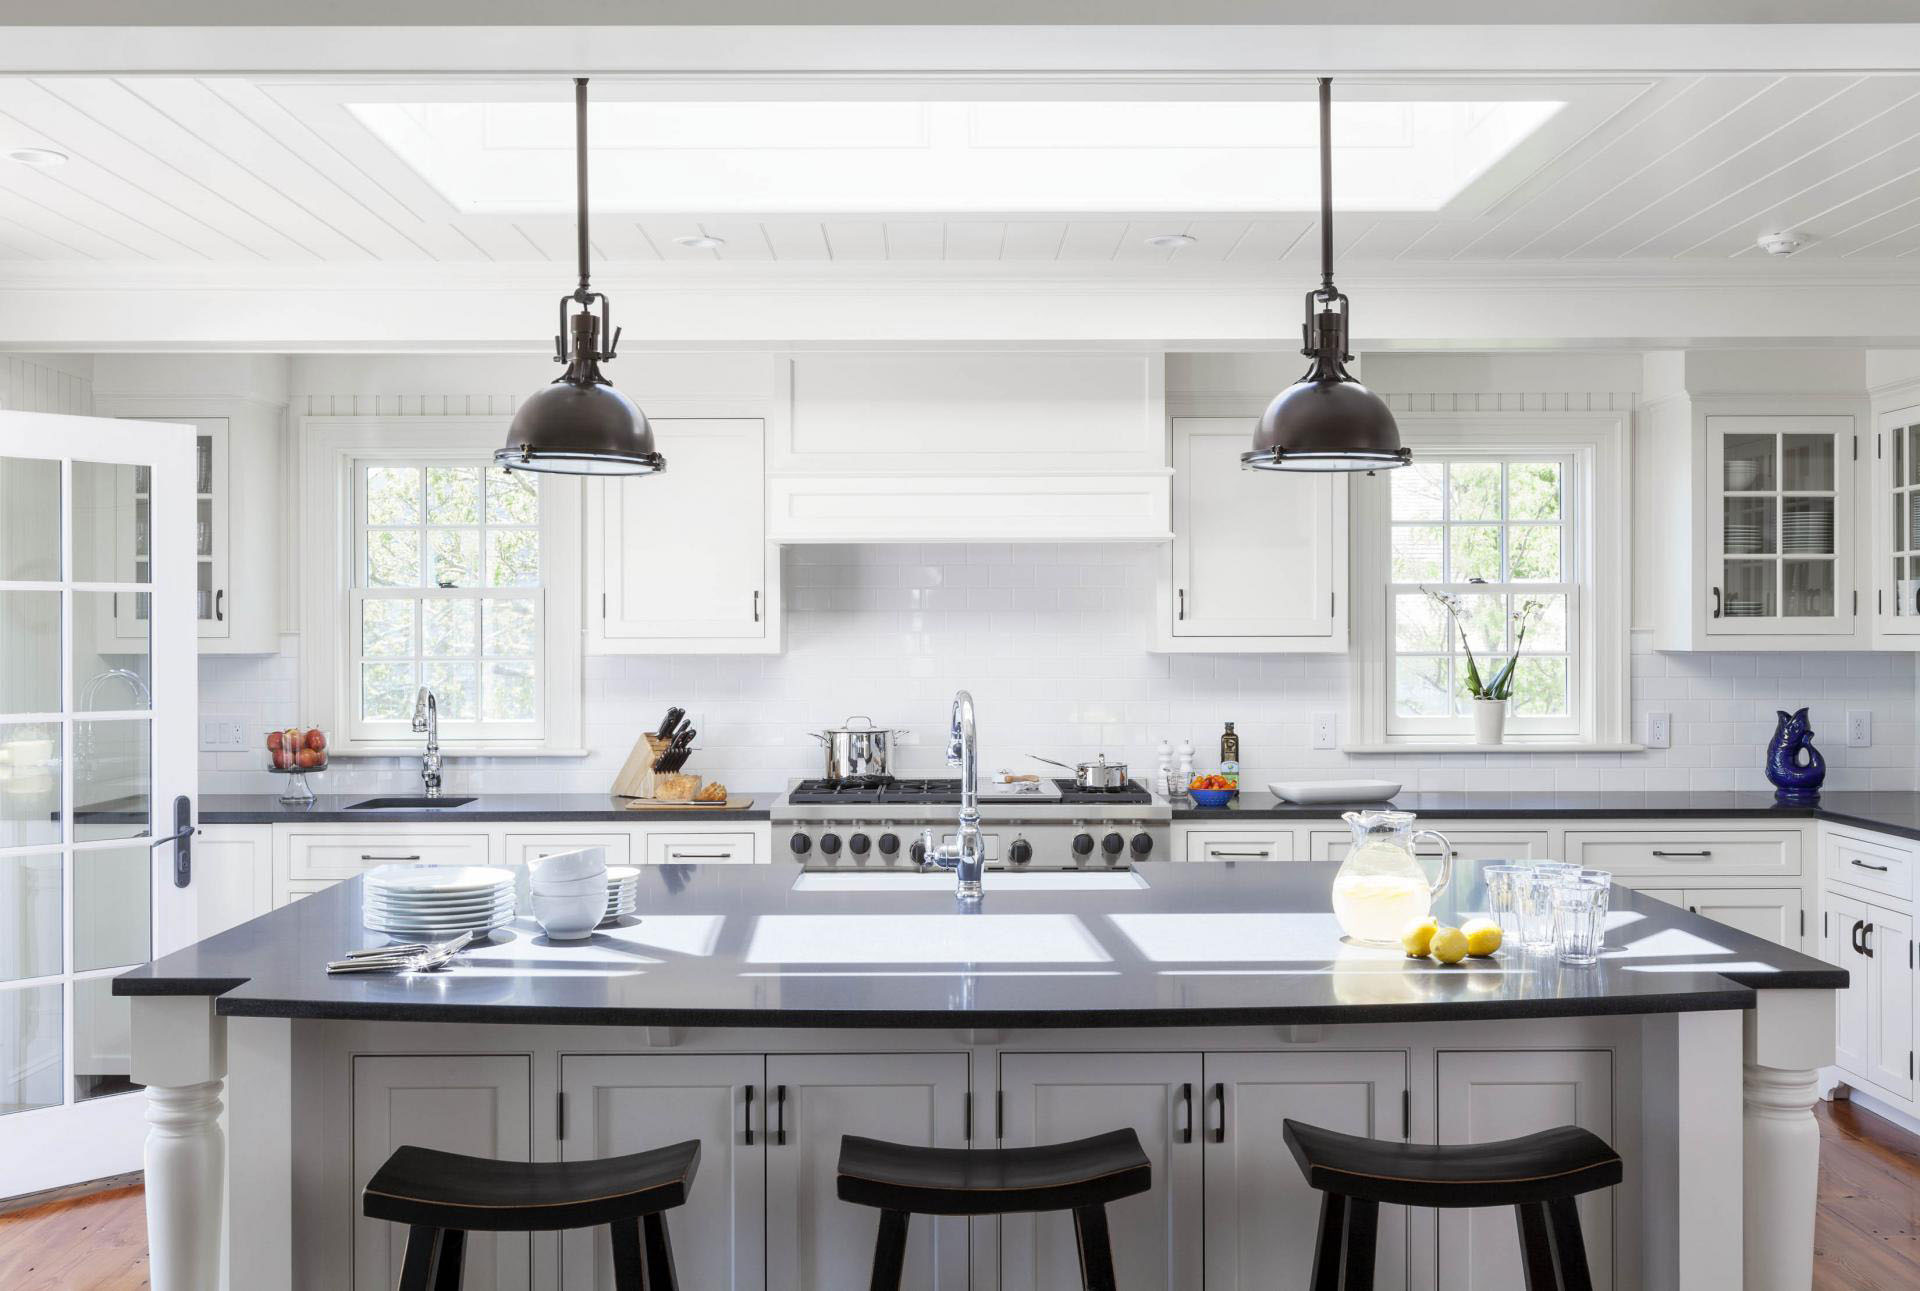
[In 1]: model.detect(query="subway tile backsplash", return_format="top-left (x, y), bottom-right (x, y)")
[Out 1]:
top-left (199, 543), bottom-right (1919, 798)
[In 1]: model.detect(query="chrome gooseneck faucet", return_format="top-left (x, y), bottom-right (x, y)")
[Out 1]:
top-left (920, 689), bottom-right (984, 902)
top-left (412, 687), bottom-right (442, 798)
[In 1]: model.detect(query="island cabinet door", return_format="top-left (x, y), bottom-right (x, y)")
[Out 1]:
top-left (764, 1053), bottom-right (969, 1291)
top-left (352, 1054), bottom-right (532, 1291)
top-left (1202, 1051), bottom-right (1411, 1291)
top-left (1435, 1050), bottom-right (1615, 1291)
top-left (1864, 906), bottom-right (1915, 1100)
top-left (997, 1052), bottom-right (1204, 1291)
top-left (1823, 890), bottom-right (1872, 1079)
top-left (557, 1054), bottom-right (766, 1291)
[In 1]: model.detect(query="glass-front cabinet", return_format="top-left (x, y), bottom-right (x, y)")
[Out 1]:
top-left (1875, 404), bottom-right (1920, 642)
top-left (1705, 414), bottom-right (1856, 638)
top-left (112, 418), bottom-right (229, 644)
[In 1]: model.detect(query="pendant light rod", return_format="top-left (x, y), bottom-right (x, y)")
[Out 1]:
top-left (1318, 76), bottom-right (1334, 295)
top-left (574, 76), bottom-right (592, 301)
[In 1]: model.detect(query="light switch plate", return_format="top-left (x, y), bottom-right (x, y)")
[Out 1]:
top-left (1847, 710), bottom-right (1872, 747)
top-left (1310, 713), bottom-right (1338, 751)
top-left (1645, 712), bottom-right (1671, 749)
top-left (199, 716), bottom-right (247, 752)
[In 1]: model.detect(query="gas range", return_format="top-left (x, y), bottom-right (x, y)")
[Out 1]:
top-left (775, 777), bottom-right (1169, 872)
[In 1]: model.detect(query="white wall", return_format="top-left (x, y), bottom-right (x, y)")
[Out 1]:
top-left (0, 353), bottom-right (93, 415)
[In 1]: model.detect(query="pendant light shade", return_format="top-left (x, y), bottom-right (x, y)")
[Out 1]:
top-left (498, 79), bottom-right (665, 478)
top-left (1245, 79), bottom-right (1408, 474)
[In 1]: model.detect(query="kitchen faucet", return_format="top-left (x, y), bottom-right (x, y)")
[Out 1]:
top-left (920, 689), bottom-right (985, 902)
top-left (411, 687), bottom-right (442, 798)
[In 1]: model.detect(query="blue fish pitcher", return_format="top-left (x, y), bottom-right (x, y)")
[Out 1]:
top-left (1765, 708), bottom-right (1825, 804)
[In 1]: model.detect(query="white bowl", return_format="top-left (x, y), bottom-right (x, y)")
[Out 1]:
top-left (531, 890), bottom-right (606, 941)
top-left (528, 847), bottom-right (608, 884)
top-left (531, 872), bottom-right (611, 897)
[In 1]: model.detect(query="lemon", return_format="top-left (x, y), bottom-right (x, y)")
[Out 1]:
top-left (1429, 926), bottom-right (1469, 965)
top-left (1400, 915), bottom-right (1439, 958)
top-left (1461, 917), bottom-right (1504, 958)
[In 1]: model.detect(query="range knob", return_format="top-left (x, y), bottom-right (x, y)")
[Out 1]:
top-left (1101, 832), bottom-right (1126, 856)
top-left (849, 833), bottom-right (871, 856)
top-left (819, 832), bottom-right (842, 856)
top-left (910, 839), bottom-right (927, 865)
top-left (878, 833), bottom-right (900, 856)
top-left (1007, 839), bottom-right (1034, 866)
top-left (1071, 833), bottom-right (1095, 856)
top-left (1130, 832), bottom-right (1155, 857)
top-left (789, 832), bottom-right (812, 856)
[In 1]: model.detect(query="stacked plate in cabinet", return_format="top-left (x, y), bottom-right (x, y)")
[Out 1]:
top-left (600, 866), bottom-right (640, 925)
top-left (1724, 522), bottom-right (1766, 554)
top-left (1781, 510), bottom-right (1834, 554)
top-left (363, 865), bottom-right (517, 936)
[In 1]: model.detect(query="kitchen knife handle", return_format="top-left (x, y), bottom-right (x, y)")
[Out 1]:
top-left (1180, 1083), bottom-right (1193, 1144)
top-left (776, 1084), bottom-right (787, 1146)
top-left (743, 1085), bottom-right (754, 1146)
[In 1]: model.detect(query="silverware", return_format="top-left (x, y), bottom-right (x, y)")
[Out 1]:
top-left (328, 930), bottom-right (475, 975)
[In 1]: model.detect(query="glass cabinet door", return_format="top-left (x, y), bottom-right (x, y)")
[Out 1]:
top-left (1708, 415), bottom-right (1853, 636)
top-left (114, 420), bottom-right (227, 642)
top-left (1887, 417), bottom-right (1920, 627)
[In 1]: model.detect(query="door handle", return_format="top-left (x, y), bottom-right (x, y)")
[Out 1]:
top-left (775, 1084), bottom-right (787, 1146)
top-left (1712, 586), bottom-right (1722, 618)
top-left (753, 590), bottom-right (760, 623)
top-left (1852, 919), bottom-right (1864, 955)
top-left (214, 589), bottom-right (225, 621)
top-left (743, 1085), bottom-right (754, 1146)
top-left (1178, 589), bottom-right (1186, 620)
top-left (149, 794), bottom-right (195, 888)
top-left (1180, 1083), bottom-right (1193, 1144)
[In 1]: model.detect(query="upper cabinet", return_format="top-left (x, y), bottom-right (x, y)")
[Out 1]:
top-left (1873, 401), bottom-right (1920, 645)
top-left (587, 417), bottom-right (781, 654)
top-left (1156, 417), bottom-right (1346, 652)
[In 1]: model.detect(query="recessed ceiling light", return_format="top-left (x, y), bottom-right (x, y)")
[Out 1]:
top-left (1145, 233), bottom-right (1196, 249)
top-left (1756, 230), bottom-right (1811, 256)
top-left (673, 235), bottom-right (725, 250)
top-left (6, 147), bottom-right (68, 169)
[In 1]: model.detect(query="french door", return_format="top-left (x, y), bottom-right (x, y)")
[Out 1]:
top-left (0, 411), bottom-right (198, 1198)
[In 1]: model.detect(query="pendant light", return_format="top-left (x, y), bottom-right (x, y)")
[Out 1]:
top-left (1244, 78), bottom-right (1409, 474)
top-left (497, 78), bottom-right (665, 477)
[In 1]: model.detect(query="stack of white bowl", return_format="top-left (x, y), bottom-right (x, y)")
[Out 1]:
top-left (364, 865), bottom-right (515, 936)
top-left (528, 848), bottom-right (610, 941)
top-left (601, 866), bottom-right (640, 926)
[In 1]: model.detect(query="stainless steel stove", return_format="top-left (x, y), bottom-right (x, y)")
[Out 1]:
top-left (776, 777), bottom-right (1169, 871)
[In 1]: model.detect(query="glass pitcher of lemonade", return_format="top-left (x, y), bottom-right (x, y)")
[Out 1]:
top-left (1331, 810), bottom-right (1454, 945)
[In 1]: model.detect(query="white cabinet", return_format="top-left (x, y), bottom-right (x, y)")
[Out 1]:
top-left (645, 831), bottom-right (761, 865)
top-left (1563, 828), bottom-right (1800, 878)
top-left (559, 1054), bottom-right (765, 1291)
top-left (1871, 401), bottom-right (1920, 642)
top-left (998, 1052), bottom-right (1203, 1291)
top-left (1309, 828), bottom-right (1550, 865)
top-left (1158, 418), bottom-right (1347, 652)
top-left (352, 1054), bottom-right (531, 1291)
top-left (1204, 1051), bottom-right (1410, 1291)
top-left (765, 1052), bottom-right (969, 1291)
top-left (1435, 1050), bottom-right (1614, 1291)
top-left (191, 824), bottom-right (271, 939)
top-left (1823, 889), bottom-right (1873, 1079)
top-left (1679, 887), bottom-right (1804, 949)
top-left (1824, 888), bottom-right (1914, 1103)
top-left (1183, 830), bottom-right (1298, 863)
top-left (587, 418), bottom-right (779, 654)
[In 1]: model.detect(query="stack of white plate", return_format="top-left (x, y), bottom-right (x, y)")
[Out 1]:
top-left (364, 865), bottom-right (516, 936)
top-left (1725, 598), bottom-right (1768, 618)
top-left (1724, 522), bottom-right (1766, 554)
top-left (600, 866), bottom-right (640, 925)
top-left (1781, 510), bottom-right (1833, 553)
top-left (1725, 460), bottom-right (1760, 490)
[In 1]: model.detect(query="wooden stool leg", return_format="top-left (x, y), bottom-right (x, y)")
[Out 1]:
top-left (643, 1212), bottom-right (681, 1291)
top-left (1308, 1193), bottom-right (1348, 1291)
top-left (609, 1217), bottom-right (647, 1291)
top-left (396, 1226), bottom-right (444, 1291)
top-left (1514, 1202), bottom-right (1559, 1291)
top-left (1071, 1204), bottom-right (1120, 1291)
top-left (430, 1230), bottom-right (465, 1291)
top-left (1340, 1199), bottom-right (1379, 1291)
top-left (1544, 1196), bottom-right (1596, 1291)
top-left (868, 1209), bottom-right (911, 1291)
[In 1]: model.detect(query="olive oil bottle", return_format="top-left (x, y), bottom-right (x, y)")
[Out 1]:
top-left (1220, 721), bottom-right (1241, 798)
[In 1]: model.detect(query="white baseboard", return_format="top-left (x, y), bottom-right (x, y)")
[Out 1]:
top-left (1843, 1087), bottom-right (1920, 1139)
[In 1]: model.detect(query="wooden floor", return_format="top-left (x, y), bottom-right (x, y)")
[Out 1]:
top-left (0, 1100), bottom-right (1913, 1290)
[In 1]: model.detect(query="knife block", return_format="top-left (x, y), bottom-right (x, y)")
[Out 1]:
top-left (612, 733), bottom-right (703, 801)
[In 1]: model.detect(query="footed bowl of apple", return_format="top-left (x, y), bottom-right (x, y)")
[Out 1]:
top-left (268, 726), bottom-right (329, 803)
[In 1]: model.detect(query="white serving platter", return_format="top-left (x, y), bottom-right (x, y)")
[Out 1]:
top-left (1266, 779), bottom-right (1402, 804)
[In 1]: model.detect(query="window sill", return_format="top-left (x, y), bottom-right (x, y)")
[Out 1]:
top-left (326, 746), bottom-right (592, 760)
top-left (1342, 742), bottom-right (1647, 755)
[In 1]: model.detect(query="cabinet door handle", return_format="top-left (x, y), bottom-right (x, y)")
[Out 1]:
top-left (1179, 1083), bottom-right (1193, 1144)
top-left (1712, 586), bottom-right (1722, 618)
top-left (1651, 850), bottom-right (1712, 858)
top-left (743, 1085), bottom-right (754, 1146)
top-left (775, 1083), bottom-right (787, 1146)
top-left (1178, 589), bottom-right (1186, 620)
top-left (1850, 859), bottom-right (1891, 872)
top-left (1212, 1082), bottom-right (1226, 1143)
top-left (1863, 923), bottom-right (1874, 958)
top-left (753, 590), bottom-right (760, 623)
top-left (1851, 919), bottom-right (1864, 955)
top-left (214, 589), bottom-right (225, 621)
top-left (361, 853), bottom-right (423, 862)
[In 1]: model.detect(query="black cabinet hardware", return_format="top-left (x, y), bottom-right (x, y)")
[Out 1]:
top-left (1652, 850), bottom-right (1712, 858)
top-left (744, 1085), bottom-right (754, 1146)
top-left (1851, 859), bottom-right (1891, 872)
top-left (1212, 1082), bottom-right (1226, 1143)
top-left (775, 1084), bottom-right (787, 1145)
top-left (1180, 1083), bottom-right (1193, 1144)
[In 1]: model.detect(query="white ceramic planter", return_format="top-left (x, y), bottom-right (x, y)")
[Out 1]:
top-left (1472, 697), bottom-right (1508, 745)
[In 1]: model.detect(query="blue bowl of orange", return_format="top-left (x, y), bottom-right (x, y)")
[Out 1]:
top-left (1189, 788), bottom-right (1233, 808)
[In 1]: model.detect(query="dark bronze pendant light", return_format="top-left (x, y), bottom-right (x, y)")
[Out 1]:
top-left (497, 78), bottom-right (666, 477)
top-left (1244, 78), bottom-right (1409, 474)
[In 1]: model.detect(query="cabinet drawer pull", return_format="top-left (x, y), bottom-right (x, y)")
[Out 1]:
top-left (1180, 1082), bottom-right (1193, 1144)
top-left (743, 1086), bottom-right (754, 1146)
top-left (1850, 859), bottom-right (1892, 872)
top-left (1650, 850), bottom-right (1712, 858)
top-left (361, 853), bottom-right (423, 862)
top-left (775, 1084), bottom-right (787, 1146)
top-left (1206, 848), bottom-right (1272, 859)
top-left (668, 851), bottom-right (735, 861)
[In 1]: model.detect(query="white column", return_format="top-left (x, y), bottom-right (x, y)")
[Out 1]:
top-left (1742, 989), bottom-right (1838, 1291)
top-left (130, 995), bottom-right (228, 1291)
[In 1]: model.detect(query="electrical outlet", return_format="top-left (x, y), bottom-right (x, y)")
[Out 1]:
top-left (1645, 712), bottom-right (1671, 749)
top-left (1847, 710), bottom-right (1872, 747)
top-left (1311, 713), bottom-right (1338, 751)
top-left (198, 717), bottom-right (247, 752)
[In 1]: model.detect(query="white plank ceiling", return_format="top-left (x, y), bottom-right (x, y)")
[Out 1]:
top-left (6, 74), bottom-right (1920, 266)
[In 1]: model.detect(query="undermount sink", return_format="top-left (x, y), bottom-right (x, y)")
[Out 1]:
top-left (344, 796), bottom-right (478, 810)
top-left (793, 870), bottom-right (1149, 893)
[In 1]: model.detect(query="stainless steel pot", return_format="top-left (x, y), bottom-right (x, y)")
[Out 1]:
top-left (1030, 753), bottom-right (1132, 791)
top-left (811, 716), bottom-right (900, 781)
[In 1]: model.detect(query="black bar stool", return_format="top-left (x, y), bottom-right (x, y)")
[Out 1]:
top-left (1283, 1119), bottom-right (1621, 1291)
top-left (837, 1127), bottom-right (1152, 1291)
top-left (362, 1139), bottom-right (700, 1291)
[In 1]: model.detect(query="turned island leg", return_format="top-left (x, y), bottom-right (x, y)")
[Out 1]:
top-left (129, 996), bottom-right (228, 1291)
top-left (1742, 990), bottom-right (1837, 1291)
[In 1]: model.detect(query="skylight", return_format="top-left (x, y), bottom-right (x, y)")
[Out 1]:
top-left (350, 97), bottom-right (1564, 215)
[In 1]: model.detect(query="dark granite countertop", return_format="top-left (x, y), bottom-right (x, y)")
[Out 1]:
top-left (1173, 790), bottom-right (1920, 842)
top-left (116, 861), bottom-right (1841, 1029)
top-left (199, 793), bottom-right (769, 824)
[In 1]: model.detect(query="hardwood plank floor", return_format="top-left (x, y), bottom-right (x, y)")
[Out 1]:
top-left (0, 1099), bottom-right (1913, 1290)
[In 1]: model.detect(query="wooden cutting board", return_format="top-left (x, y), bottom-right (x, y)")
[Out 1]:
top-left (621, 796), bottom-right (754, 812)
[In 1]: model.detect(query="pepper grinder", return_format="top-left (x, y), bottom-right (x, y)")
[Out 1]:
top-left (1175, 738), bottom-right (1195, 798)
top-left (1153, 739), bottom-right (1172, 796)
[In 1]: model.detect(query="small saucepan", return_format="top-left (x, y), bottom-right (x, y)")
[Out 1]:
top-left (1030, 752), bottom-right (1132, 791)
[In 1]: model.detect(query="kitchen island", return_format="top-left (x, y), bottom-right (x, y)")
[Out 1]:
top-left (117, 861), bottom-right (1841, 1291)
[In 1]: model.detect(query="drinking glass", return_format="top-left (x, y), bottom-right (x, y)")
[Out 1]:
top-left (1482, 864), bottom-right (1531, 945)
top-left (1554, 879), bottom-right (1609, 966)
top-left (1578, 869), bottom-right (1613, 923)
top-left (1518, 868), bottom-right (1565, 953)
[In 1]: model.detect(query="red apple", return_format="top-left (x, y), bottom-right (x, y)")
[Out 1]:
top-left (266, 730), bottom-right (285, 753)
top-left (305, 728), bottom-right (327, 752)
top-left (271, 747), bottom-right (292, 770)
top-left (296, 748), bottom-right (321, 769)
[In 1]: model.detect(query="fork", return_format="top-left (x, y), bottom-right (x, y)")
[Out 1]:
top-left (328, 930), bottom-right (475, 975)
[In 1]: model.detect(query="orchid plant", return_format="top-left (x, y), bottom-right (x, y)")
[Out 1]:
top-left (1422, 588), bottom-right (1548, 703)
